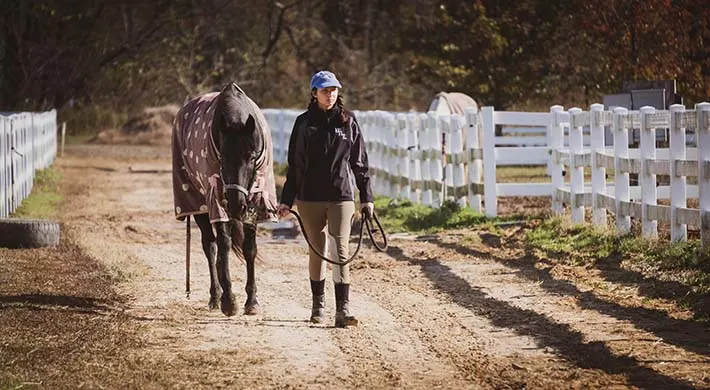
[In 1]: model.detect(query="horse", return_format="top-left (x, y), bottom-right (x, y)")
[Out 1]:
top-left (171, 82), bottom-right (277, 316)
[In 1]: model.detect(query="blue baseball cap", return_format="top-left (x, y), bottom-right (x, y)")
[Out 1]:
top-left (310, 70), bottom-right (342, 89)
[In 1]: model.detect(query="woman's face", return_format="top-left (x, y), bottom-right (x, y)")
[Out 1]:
top-left (313, 87), bottom-right (339, 110)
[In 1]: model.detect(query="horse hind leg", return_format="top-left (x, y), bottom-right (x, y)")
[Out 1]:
top-left (194, 214), bottom-right (222, 311)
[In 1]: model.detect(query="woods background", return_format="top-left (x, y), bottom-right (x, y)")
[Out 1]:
top-left (1, 0), bottom-right (709, 134)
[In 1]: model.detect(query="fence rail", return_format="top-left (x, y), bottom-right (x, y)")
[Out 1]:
top-left (0, 110), bottom-right (58, 218)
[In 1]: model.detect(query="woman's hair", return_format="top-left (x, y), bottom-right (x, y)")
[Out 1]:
top-left (309, 89), bottom-right (349, 123)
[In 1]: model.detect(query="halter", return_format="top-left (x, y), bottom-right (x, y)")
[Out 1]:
top-left (217, 128), bottom-right (266, 223)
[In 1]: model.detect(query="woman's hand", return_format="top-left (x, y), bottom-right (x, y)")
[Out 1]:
top-left (361, 202), bottom-right (374, 218)
top-left (277, 203), bottom-right (291, 219)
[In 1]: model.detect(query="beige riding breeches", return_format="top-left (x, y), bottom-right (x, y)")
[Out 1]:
top-left (295, 200), bottom-right (355, 284)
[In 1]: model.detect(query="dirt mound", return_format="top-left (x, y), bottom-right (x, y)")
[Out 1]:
top-left (92, 105), bottom-right (179, 145)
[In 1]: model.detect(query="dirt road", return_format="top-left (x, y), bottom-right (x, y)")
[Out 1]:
top-left (50, 143), bottom-right (710, 389)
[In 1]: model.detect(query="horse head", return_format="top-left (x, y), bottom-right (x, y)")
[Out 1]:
top-left (213, 83), bottom-right (264, 222)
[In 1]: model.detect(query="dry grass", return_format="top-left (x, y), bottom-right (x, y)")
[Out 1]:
top-left (0, 229), bottom-right (205, 389)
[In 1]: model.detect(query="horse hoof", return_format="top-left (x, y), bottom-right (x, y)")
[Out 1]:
top-left (220, 294), bottom-right (237, 317)
top-left (244, 301), bottom-right (260, 315)
top-left (208, 298), bottom-right (219, 311)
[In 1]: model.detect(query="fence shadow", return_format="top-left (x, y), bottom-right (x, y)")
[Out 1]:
top-left (592, 254), bottom-right (710, 321)
top-left (384, 244), bottom-right (697, 389)
top-left (428, 239), bottom-right (710, 358)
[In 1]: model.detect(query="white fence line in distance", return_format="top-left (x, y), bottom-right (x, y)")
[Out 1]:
top-left (0, 110), bottom-right (58, 218)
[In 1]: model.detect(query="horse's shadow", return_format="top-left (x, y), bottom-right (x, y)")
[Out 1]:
top-left (0, 293), bottom-right (113, 315)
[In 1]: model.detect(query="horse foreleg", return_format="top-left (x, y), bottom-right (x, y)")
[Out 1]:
top-left (215, 221), bottom-right (237, 316)
top-left (243, 223), bottom-right (260, 315)
top-left (194, 214), bottom-right (221, 310)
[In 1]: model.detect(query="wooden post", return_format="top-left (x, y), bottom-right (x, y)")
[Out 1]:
top-left (409, 113), bottom-right (422, 204)
top-left (421, 113), bottom-right (433, 206)
top-left (373, 112), bottom-right (384, 196)
top-left (639, 106), bottom-right (658, 239)
top-left (386, 112), bottom-right (398, 198)
top-left (481, 106), bottom-right (497, 217)
top-left (569, 107), bottom-right (585, 224)
top-left (441, 115), bottom-right (453, 204)
top-left (61, 122), bottom-right (66, 157)
top-left (549, 105), bottom-right (565, 214)
top-left (465, 107), bottom-right (482, 212)
top-left (431, 114), bottom-right (444, 207)
top-left (397, 113), bottom-right (410, 200)
top-left (696, 102), bottom-right (710, 248)
top-left (669, 104), bottom-right (687, 242)
top-left (590, 103), bottom-right (607, 227)
top-left (613, 107), bottom-right (631, 234)
top-left (450, 114), bottom-right (466, 207)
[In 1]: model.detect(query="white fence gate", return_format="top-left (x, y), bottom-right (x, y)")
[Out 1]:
top-left (0, 110), bottom-right (58, 218)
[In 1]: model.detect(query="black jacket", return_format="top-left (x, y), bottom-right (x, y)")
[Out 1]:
top-left (280, 106), bottom-right (373, 206)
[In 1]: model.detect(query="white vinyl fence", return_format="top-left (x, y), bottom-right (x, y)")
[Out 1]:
top-left (264, 101), bottom-right (710, 247)
top-left (0, 110), bottom-right (58, 218)
top-left (551, 103), bottom-right (710, 246)
top-left (264, 107), bottom-right (565, 216)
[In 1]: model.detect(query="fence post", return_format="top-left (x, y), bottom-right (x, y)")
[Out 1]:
top-left (441, 115), bottom-right (453, 203)
top-left (549, 105), bottom-right (565, 214)
top-left (481, 106), bottom-right (497, 217)
top-left (1, 117), bottom-right (5, 218)
top-left (387, 112), bottom-right (398, 198)
top-left (376, 112), bottom-right (385, 197)
top-left (450, 114), bottom-right (466, 207)
top-left (465, 108), bottom-right (482, 212)
top-left (277, 110), bottom-right (285, 164)
top-left (569, 107), bottom-right (585, 223)
top-left (397, 113), bottom-right (410, 200)
top-left (697, 102), bottom-right (710, 248)
top-left (669, 104), bottom-right (687, 242)
top-left (613, 107), bottom-right (631, 234)
top-left (639, 106), bottom-right (658, 239)
top-left (428, 112), bottom-right (444, 207)
top-left (421, 113), bottom-right (434, 206)
top-left (590, 103), bottom-right (607, 227)
top-left (408, 113), bottom-right (421, 204)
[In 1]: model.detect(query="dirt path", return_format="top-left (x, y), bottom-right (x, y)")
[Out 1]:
top-left (54, 143), bottom-right (710, 389)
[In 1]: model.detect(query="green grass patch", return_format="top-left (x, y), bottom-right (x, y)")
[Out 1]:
top-left (373, 196), bottom-right (525, 234)
top-left (497, 165), bottom-right (549, 183)
top-left (273, 162), bottom-right (289, 177)
top-left (11, 167), bottom-right (63, 219)
top-left (525, 217), bottom-right (710, 318)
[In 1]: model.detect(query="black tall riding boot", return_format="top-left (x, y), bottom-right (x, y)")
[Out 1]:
top-left (310, 279), bottom-right (325, 323)
top-left (334, 283), bottom-right (358, 328)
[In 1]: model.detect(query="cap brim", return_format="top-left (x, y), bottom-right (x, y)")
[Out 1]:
top-left (313, 81), bottom-right (342, 89)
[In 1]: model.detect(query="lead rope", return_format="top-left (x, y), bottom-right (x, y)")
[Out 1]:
top-left (185, 215), bottom-right (191, 299)
top-left (288, 209), bottom-right (388, 266)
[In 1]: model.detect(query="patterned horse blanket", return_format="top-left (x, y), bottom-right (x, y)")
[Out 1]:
top-left (172, 88), bottom-right (278, 224)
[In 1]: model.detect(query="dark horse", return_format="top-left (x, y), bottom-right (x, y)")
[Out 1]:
top-left (172, 82), bottom-right (278, 316)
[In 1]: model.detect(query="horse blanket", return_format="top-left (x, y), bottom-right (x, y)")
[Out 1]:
top-left (172, 89), bottom-right (278, 224)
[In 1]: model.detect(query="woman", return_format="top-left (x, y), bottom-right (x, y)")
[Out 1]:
top-left (277, 70), bottom-right (374, 328)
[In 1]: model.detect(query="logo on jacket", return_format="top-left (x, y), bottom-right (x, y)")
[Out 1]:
top-left (334, 128), bottom-right (348, 141)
